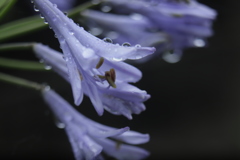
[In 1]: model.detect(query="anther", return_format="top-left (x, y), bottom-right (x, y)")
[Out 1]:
top-left (105, 68), bottom-right (116, 88)
top-left (96, 57), bottom-right (104, 69)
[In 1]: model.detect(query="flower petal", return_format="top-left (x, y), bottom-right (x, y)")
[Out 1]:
top-left (94, 138), bottom-right (150, 160)
top-left (33, 0), bottom-right (156, 61)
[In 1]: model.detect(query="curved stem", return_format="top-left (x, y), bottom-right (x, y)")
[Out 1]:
top-left (0, 72), bottom-right (44, 90)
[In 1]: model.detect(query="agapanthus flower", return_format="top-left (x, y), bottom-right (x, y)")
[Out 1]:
top-left (96, 0), bottom-right (217, 62)
top-left (42, 87), bottom-right (150, 160)
top-left (81, 9), bottom-right (167, 47)
top-left (33, 0), bottom-right (155, 118)
top-left (34, 43), bottom-right (150, 119)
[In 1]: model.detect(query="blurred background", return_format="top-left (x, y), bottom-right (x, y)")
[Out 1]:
top-left (0, 0), bottom-right (240, 159)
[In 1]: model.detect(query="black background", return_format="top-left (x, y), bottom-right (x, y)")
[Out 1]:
top-left (0, 0), bottom-right (240, 159)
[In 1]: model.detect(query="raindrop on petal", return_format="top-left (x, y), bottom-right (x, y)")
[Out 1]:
top-left (34, 5), bottom-right (39, 12)
top-left (122, 42), bottom-right (131, 47)
top-left (162, 50), bottom-right (182, 63)
top-left (45, 65), bottom-right (52, 70)
top-left (103, 37), bottom-right (113, 43)
top-left (130, 13), bottom-right (143, 20)
top-left (101, 5), bottom-right (112, 12)
top-left (135, 44), bottom-right (142, 48)
top-left (193, 38), bottom-right (206, 47)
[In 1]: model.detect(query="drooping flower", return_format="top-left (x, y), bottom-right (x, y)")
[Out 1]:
top-left (34, 43), bottom-right (150, 119)
top-left (33, 0), bottom-right (154, 117)
top-left (95, 0), bottom-right (217, 62)
top-left (42, 87), bottom-right (150, 160)
top-left (81, 9), bottom-right (167, 47)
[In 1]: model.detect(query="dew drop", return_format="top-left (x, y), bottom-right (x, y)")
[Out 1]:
top-left (106, 31), bottom-right (119, 40)
top-left (103, 37), bottom-right (113, 43)
top-left (162, 50), bottom-right (182, 63)
top-left (69, 31), bottom-right (74, 35)
top-left (40, 14), bottom-right (44, 19)
top-left (34, 5), bottom-right (39, 12)
top-left (91, 0), bottom-right (100, 4)
top-left (44, 19), bottom-right (48, 24)
top-left (31, 0), bottom-right (34, 3)
top-left (45, 65), bottom-right (52, 70)
top-left (54, 34), bottom-right (58, 38)
top-left (193, 38), bottom-right (205, 47)
top-left (89, 27), bottom-right (103, 36)
top-left (64, 12), bottom-right (68, 16)
top-left (122, 42), bottom-right (131, 47)
top-left (54, 118), bottom-right (65, 129)
top-left (101, 5), bottom-right (112, 12)
top-left (135, 44), bottom-right (142, 48)
top-left (130, 13), bottom-right (143, 20)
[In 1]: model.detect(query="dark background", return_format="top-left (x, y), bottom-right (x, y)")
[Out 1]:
top-left (0, 0), bottom-right (240, 159)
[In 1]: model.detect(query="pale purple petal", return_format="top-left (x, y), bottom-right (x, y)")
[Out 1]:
top-left (33, 0), bottom-right (155, 61)
top-left (94, 138), bottom-right (150, 160)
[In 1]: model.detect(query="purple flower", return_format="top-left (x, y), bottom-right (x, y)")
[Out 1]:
top-left (34, 43), bottom-right (150, 119)
top-left (49, 0), bottom-right (75, 11)
top-left (33, 0), bottom-right (154, 116)
top-left (96, 0), bottom-right (217, 62)
top-left (81, 9), bottom-right (167, 47)
top-left (42, 87), bottom-right (150, 160)
top-left (105, 0), bottom-right (216, 36)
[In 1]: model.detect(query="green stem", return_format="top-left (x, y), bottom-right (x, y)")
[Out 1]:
top-left (0, 57), bottom-right (46, 71)
top-left (0, 72), bottom-right (44, 90)
top-left (0, 42), bottom-right (35, 51)
top-left (0, 1), bottom-right (101, 42)
top-left (0, 0), bottom-right (16, 21)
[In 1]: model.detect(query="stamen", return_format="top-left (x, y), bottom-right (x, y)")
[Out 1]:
top-left (95, 57), bottom-right (104, 69)
top-left (105, 68), bottom-right (116, 88)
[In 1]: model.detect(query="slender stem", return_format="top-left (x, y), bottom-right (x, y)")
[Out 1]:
top-left (0, 0), bottom-right (16, 21)
top-left (0, 57), bottom-right (46, 71)
top-left (0, 42), bottom-right (35, 51)
top-left (0, 72), bottom-right (44, 90)
top-left (0, 1), bottom-right (101, 42)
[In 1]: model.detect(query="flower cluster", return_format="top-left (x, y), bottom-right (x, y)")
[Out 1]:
top-left (32, 0), bottom-right (155, 159)
top-left (82, 0), bottom-right (217, 62)
top-left (42, 88), bottom-right (149, 160)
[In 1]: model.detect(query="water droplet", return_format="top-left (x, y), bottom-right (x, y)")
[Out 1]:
top-left (130, 13), bottom-right (143, 20)
top-left (64, 12), bottom-right (68, 16)
top-left (69, 31), bottom-right (74, 35)
top-left (44, 19), bottom-right (48, 24)
top-left (49, 26), bottom-right (52, 29)
top-left (40, 14), bottom-right (44, 19)
top-left (91, 0), bottom-right (100, 4)
top-left (45, 65), bottom-right (52, 70)
top-left (54, 118), bottom-right (65, 129)
top-left (54, 34), bottom-right (58, 38)
top-left (162, 50), bottom-right (182, 63)
top-left (31, 0), bottom-right (34, 3)
top-left (89, 27), bottom-right (103, 36)
top-left (112, 57), bottom-right (124, 61)
top-left (101, 5), bottom-right (112, 12)
top-left (122, 42), bottom-right (131, 47)
top-left (193, 38), bottom-right (205, 47)
top-left (103, 37), bottom-right (113, 43)
top-left (135, 44), bottom-right (141, 48)
top-left (106, 31), bottom-right (119, 40)
top-left (34, 5), bottom-right (39, 12)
